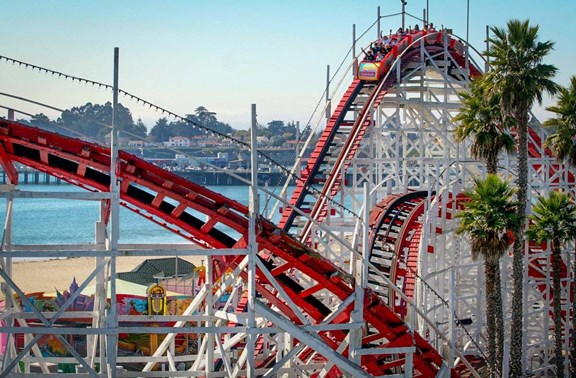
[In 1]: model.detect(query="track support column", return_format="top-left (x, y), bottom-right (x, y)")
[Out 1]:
top-left (350, 183), bottom-right (370, 366)
top-left (247, 104), bottom-right (259, 378)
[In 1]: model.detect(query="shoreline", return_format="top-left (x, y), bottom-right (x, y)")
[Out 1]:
top-left (2, 255), bottom-right (205, 300)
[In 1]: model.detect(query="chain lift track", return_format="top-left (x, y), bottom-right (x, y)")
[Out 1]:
top-left (278, 31), bottom-right (480, 243)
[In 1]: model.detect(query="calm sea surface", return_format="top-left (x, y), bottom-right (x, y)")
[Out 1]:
top-left (0, 184), bottom-right (290, 246)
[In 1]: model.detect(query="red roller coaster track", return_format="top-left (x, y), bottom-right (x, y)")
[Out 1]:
top-left (0, 119), bottom-right (454, 376)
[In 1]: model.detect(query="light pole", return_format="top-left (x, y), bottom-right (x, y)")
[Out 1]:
top-left (465, 0), bottom-right (470, 76)
top-left (466, 0), bottom-right (470, 44)
top-left (401, 0), bottom-right (407, 30)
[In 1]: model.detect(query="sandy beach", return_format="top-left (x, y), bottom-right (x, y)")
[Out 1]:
top-left (2, 255), bottom-right (205, 300)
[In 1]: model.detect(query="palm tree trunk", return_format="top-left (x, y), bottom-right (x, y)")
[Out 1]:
top-left (571, 242), bottom-right (576, 377)
top-left (487, 144), bottom-right (505, 375)
top-left (552, 240), bottom-right (564, 377)
top-left (485, 259), bottom-right (497, 376)
top-left (487, 157), bottom-right (498, 176)
top-left (509, 111), bottom-right (529, 377)
top-left (494, 262), bottom-right (505, 375)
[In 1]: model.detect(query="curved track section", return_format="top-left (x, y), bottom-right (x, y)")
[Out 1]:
top-left (367, 191), bottom-right (429, 316)
top-left (0, 119), bottom-right (451, 377)
top-left (374, 188), bottom-right (574, 367)
top-left (367, 186), bottom-right (575, 374)
top-left (278, 30), bottom-right (481, 241)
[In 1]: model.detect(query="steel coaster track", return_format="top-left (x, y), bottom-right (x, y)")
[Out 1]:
top-left (278, 30), bottom-right (482, 242)
top-left (0, 119), bottom-right (452, 377)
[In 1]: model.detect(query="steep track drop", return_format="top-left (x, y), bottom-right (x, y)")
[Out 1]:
top-left (0, 119), bottom-right (452, 376)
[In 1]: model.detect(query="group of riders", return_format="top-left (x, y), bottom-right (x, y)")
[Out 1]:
top-left (363, 22), bottom-right (437, 62)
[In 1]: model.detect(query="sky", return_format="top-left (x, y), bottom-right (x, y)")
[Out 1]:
top-left (0, 0), bottom-right (574, 130)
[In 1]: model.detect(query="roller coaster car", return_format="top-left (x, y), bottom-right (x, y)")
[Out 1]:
top-left (358, 58), bottom-right (389, 81)
top-left (356, 30), bottom-right (438, 81)
top-left (357, 34), bottom-right (414, 81)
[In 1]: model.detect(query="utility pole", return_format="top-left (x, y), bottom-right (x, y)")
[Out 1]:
top-left (377, 6), bottom-right (381, 38)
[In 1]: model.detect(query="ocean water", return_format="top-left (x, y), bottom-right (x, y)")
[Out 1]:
top-left (0, 184), bottom-right (290, 246)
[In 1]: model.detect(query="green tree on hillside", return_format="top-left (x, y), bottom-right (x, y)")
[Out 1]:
top-left (193, 106), bottom-right (234, 136)
top-left (149, 117), bottom-right (172, 143)
top-left (58, 102), bottom-right (139, 142)
top-left (133, 118), bottom-right (148, 139)
top-left (195, 106), bottom-right (217, 125)
top-left (170, 118), bottom-right (196, 139)
top-left (267, 120), bottom-right (285, 135)
top-left (26, 113), bottom-right (62, 134)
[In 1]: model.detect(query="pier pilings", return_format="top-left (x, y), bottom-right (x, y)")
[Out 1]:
top-left (0, 170), bottom-right (62, 185)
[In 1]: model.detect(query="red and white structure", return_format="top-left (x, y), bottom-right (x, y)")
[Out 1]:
top-left (0, 10), bottom-right (573, 378)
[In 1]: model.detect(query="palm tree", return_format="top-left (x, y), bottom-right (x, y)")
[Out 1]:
top-left (527, 191), bottom-right (576, 377)
top-left (453, 75), bottom-right (515, 373)
top-left (485, 19), bottom-right (558, 376)
top-left (456, 175), bottom-right (519, 377)
top-left (544, 76), bottom-right (576, 166)
top-left (454, 75), bottom-right (516, 175)
top-left (542, 76), bottom-right (576, 377)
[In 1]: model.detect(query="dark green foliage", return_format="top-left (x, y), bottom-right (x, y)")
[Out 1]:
top-left (544, 76), bottom-right (576, 166)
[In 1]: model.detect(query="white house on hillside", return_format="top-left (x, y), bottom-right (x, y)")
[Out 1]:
top-left (164, 136), bottom-right (191, 148)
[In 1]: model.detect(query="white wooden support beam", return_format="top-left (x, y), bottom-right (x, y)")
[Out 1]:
top-left (255, 301), bottom-right (372, 378)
